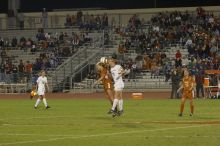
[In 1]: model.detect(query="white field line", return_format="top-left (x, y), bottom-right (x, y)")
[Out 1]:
top-left (0, 124), bottom-right (213, 146)
top-left (119, 135), bottom-right (220, 138)
top-left (1, 119), bottom-right (220, 127)
top-left (1, 133), bottom-right (220, 138)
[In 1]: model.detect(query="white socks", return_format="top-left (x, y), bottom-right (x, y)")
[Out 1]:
top-left (43, 98), bottom-right (48, 107)
top-left (111, 99), bottom-right (123, 111)
top-left (118, 99), bottom-right (123, 111)
top-left (35, 99), bottom-right (41, 107)
top-left (35, 98), bottom-right (48, 107)
top-left (111, 99), bottom-right (119, 110)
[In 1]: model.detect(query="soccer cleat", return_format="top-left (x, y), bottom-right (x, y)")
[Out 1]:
top-left (189, 113), bottom-right (193, 116)
top-left (117, 110), bottom-right (124, 116)
top-left (34, 106), bottom-right (37, 109)
top-left (178, 113), bottom-right (182, 117)
top-left (107, 109), bottom-right (115, 114)
top-left (45, 106), bottom-right (51, 109)
top-left (112, 112), bottom-right (118, 118)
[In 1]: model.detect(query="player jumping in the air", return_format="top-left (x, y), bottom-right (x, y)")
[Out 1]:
top-left (108, 58), bottom-right (125, 117)
top-left (93, 62), bottom-right (114, 108)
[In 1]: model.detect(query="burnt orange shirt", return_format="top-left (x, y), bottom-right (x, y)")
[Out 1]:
top-left (182, 76), bottom-right (194, 91)
top-left (26, 64), bottom-right (33, 73)
top-left (100, 67), bottom-right (112, 85)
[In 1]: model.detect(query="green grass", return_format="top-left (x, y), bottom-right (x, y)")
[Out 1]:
top-left (0, 98), bottom-right (220, 146)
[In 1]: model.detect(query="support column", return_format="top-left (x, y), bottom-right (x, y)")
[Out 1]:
top-left (8, 0), bottom-right (20, 29)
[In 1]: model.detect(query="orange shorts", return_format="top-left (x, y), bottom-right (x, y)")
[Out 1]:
top-left (182, 90), bottom-right (193, 99)
top-left (103, 82), bottom-right (113, 91)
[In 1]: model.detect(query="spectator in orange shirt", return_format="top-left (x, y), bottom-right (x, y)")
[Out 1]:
top-left (25, 61), bottom-right (33, 82)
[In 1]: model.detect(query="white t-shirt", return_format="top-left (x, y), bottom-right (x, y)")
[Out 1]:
top-left (37, 76), bottom-right (48, 89)
top-left (110, 64), bottom-right (124, 84)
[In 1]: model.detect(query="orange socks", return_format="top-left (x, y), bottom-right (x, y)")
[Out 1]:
top-left (180, 103), bottom-right (184, 114)
top-left (190, 105), bottom-right (194, 114)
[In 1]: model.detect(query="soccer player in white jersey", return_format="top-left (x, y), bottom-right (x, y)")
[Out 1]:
top-left (108, 58), bottom-right (125, 116)
top-left (34, 70), bottom-right (50, 109)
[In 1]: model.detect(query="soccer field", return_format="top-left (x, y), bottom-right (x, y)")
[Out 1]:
top-left (0, 98), bottom-right (220, 146)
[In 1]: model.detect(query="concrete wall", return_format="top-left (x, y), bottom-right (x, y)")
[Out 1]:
top-left (0, 6), bottom-right (220, 30)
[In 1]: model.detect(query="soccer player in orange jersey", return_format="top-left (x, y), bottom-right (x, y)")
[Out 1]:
top-left (93, 62), bottom-right (114, 106)
top-left (177, 69), bottom-right (194, 116)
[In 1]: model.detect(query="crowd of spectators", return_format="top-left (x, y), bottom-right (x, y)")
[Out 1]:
top-left (65, 10), bottom-right (109, 30)
top-left (1, 7), bottom-right (220, 91)
top-left (0, 27), bottom-right (93, 84)
top-left (116, 7), bottom-right (219, 83)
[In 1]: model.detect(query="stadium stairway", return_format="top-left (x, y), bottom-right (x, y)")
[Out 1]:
top-left (47, 43), bottom-right (101, 91)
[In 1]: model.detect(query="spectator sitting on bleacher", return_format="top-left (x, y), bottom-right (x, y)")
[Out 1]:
top-left (4, 61), bottom-right (12, 83)
top-left (12, 64), bottom-right (18, 83)
top-left (18, 60), bottom-right (25, 83)
top-left (33, 58), bottom-right (42, 72)
top-left (87, 70), bottom-right (96, 79)
top-left (0, 63), bottom-right (5, 82)
top-left (20, 37), bottom-right (26, 48)
top-left (175, 50), bottom-right (182, 59)
top-left (76, 10), bottom-right (83, 26)
top-left (25, 61), bottom-right (33, 82)
top-left (95, 14), bottom-right (101, 29)
top-left (84, 32), bottom-right (91, 42)
top-left (38, 28), bottom-right (47, 40)
top-left (72, 33), bottom-right (80, 47)
top-left (11, 37), bottom-right (17, 47)
top-left (0, 38), bottom-right (4, 47)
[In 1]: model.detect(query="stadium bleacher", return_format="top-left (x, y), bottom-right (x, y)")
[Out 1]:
top-left (0, 6), bottom-right (219, 93)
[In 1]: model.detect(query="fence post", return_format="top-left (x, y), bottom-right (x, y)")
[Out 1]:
top-left (80, 70), bottom-right (82, 81)
top-left (71, 58), bottom-right (73, 74)
top-left (70, 76), bottom-right (72, 89)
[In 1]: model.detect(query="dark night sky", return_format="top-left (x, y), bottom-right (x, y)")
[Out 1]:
top-left (0, 0), bottom-right (220, 12)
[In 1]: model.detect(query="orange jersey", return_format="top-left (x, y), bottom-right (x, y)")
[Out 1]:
top-left (182, 76), bottom-right (194, 91)
top-left (100, 68), bottom-right (113, 90)
top-left (181, 76), bottom-right (194, 99)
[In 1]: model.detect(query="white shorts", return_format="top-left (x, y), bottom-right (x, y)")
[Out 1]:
top-left (114, 82), bottom-right (124, 91)
top-left (37, 87), bottom-right (45, 96)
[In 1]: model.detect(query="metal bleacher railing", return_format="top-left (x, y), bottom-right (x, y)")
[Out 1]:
top-left (47, 30), bottom-right (112, 92)
top-left (0, 28), bottom-right (203, 94)
top-left (1, 7), bottom-right (220, 93)
top-left (69, 36), bottom-right (189, 93)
